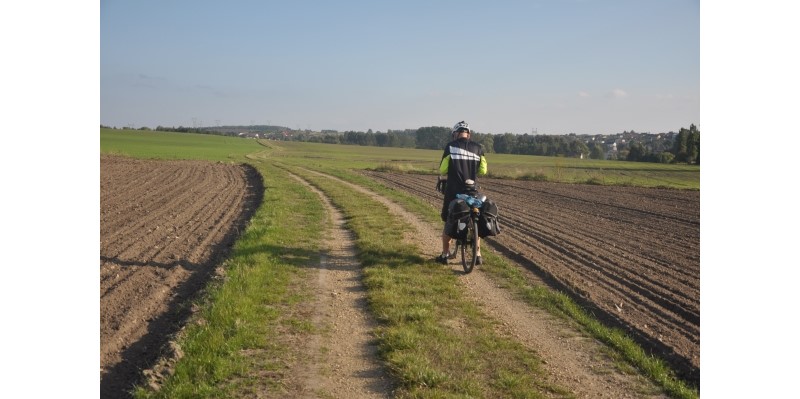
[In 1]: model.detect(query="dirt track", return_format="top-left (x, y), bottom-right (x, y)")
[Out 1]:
top-left (100, 156), bottom-right (699, 396)
top-left (100, 155), bottom-right (263, 398)
top-left (361, 171), bottom-right (700, 384)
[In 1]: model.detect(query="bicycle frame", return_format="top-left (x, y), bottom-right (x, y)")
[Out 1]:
top-left (448, 193), bottom-right (482, 273)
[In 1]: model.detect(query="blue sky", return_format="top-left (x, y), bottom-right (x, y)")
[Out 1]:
top-left (101, 0), bottom-right (699, 135)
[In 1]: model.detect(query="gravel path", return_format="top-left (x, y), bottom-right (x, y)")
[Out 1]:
top-left (307, 168), bottom-right (666, 398)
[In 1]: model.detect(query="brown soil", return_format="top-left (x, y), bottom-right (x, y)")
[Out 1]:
top-left (99, 155), bottom-right (263, 398)
top-left (100, 155), bottom-right (698, 398)
top-left (361, 171), bottom-right (700, 386)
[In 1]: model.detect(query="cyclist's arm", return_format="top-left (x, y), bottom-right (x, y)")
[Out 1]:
top-left (439, 155), bottom-right (451, 174)
top-left (478, 155), bottom-right (487, 175)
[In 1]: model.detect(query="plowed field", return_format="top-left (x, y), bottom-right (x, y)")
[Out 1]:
top-left (100, 156), bottom-right (263, 398)
top-left (361, 171), bottom-right (700, 384)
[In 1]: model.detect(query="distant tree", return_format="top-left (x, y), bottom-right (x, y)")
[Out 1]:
top-left (362, 131), bottom-right (376, 146)
top-left (569, 140), bottom-right (589, 158)
top-left (657, 151), bottom-right (675, 164)
top-left (687, 124), bottom-right (700, 164)
top-left (342, 131), bottom-right (360, 145)
top-left (672, 124), bottom-right (700, 164)
top-left (472, 133), bottom-right (494, 153)
top-left (589, 143), bottom-right (605, 160)
top-left (626, 142), bottom-right (646, 161)
top-left (416, 126), bottom-right (451, 150)
top-left (492, 133), bottom-right (517, 154)
top-left (375, 132), bottom-right (388, 147)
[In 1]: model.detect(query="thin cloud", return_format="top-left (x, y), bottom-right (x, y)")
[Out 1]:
top-left (578, 91), bottom-right (590, 98)
top-left (133, 73), bottom-right (167, 89)
top-left (608, 88), bottom-right (628, 98)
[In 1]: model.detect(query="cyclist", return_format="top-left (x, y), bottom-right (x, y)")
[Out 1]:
top-left (436, 121), bottom-right (488, 265)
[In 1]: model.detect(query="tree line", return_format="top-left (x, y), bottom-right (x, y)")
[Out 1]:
top-left (267, 124), bottom-right (699, 165)
top-left (104, 123), bottom-right (699, 165)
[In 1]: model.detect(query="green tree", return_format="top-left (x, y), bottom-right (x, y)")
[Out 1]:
top-left (493, 133), bottom-right (517, 154)
top-left (589, 143), bottom-right (605, 160)
top-left (657, 151), bottom-right (675, 164)
top-left (627, 142), bottom-right (646, 161)
top-left (473, 133), bottom-right (495, 153)
top-left (687, 124), bottom-right (700, 164)
top-left (416, 126), bottom-right (451, 150)
top-left (672, 124), bottom-right (700, 164)
top-left (569, 140), bottom-right (589, 158)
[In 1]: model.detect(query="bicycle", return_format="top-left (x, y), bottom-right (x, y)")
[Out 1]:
top-left (447, 191), bottom-right (485, 274)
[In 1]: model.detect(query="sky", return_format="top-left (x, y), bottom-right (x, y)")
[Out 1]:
top-left (100, 0), bottom-right (700, 135)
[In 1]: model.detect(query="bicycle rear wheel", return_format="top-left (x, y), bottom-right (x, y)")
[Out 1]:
top-left (461, 219), bottom-right (479, 273)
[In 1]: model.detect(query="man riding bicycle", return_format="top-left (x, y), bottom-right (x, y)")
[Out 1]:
top-left (436, 121), bottom-right (488, 265)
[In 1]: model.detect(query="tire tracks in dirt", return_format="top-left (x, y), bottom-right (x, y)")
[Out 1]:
top-left (300, 167), bottom-right (667, 398)
top-left (280, 170), bottom-right (394, 398)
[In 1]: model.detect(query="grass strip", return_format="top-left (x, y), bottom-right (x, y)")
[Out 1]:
top-left (479, 255), bottom-right (699, 399)
top-left (304, 165), bottom-right (698, 399)
top-left (133, 163), bottom-right (325, 398)
top-left (291, 165), bottom-right (570, 398)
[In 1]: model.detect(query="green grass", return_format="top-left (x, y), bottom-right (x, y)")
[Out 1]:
top-left (131, 163), bottom-right (326, 398)
top-left (101, 129), bottom-right (698, 398)
top-left (101, 129), bottom-right (698, 190)
top-left (101, 128), bottom-right (263, 161)
top-left (291, 166), bottom-right (570, 398)
top-left (291, 164), bottom-right (698, 399)
top-left (254, 139), bottom-right (699, 189)
top-left (483, 153), bottom-right (699, 189)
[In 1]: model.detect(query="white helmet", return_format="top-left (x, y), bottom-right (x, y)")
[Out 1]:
top-left (452, 121), bottom-right (470, 134)
top-left (452, 121), bottom-right (471, 139)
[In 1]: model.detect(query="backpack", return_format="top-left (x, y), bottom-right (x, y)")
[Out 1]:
top-left (478, 199), bottom-right (501, 238)
top-left (446, 198), bottom-right (471, 239)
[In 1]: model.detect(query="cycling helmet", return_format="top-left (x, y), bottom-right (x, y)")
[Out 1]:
top-left (452, 121), bottom-right (470, 139)
top-left (452, 121), bottom-right (470, 134)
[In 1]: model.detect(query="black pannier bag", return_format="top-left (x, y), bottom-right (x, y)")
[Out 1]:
top-left (446, 198), bottom-right (470, 239)
top-left (478, 199), bottom-right (501, 238)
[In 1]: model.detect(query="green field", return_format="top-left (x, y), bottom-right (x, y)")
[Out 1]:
top-left (100, 128), bottom-right (263, 161)
top-left (101, 128), bottom-right (698, 398)
top-left (101, 128), bottom-right (698, 189)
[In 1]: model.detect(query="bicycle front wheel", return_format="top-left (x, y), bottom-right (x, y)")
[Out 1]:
top-left (461, 219), bottom-right (479, 273)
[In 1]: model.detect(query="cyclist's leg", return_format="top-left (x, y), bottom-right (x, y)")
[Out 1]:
top-left (442, 227), bottom-right (451, 254)
top-left (440, 196), bottom-right (453, 257)
top-left (475, 234), bottom-right (483, 265)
